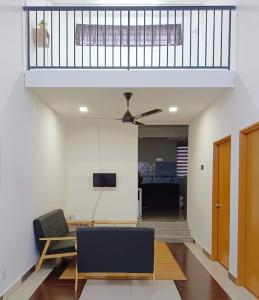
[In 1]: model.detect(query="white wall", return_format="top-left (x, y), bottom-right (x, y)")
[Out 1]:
top-left (188, 0), bottom-right (259, 277)
top-left (0, 1), bottom-right (66, 295)
top-left (65, 120), bottom-right (138, 221)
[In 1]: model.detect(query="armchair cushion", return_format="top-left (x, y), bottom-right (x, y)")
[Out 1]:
top-left (47, 233), bottom-right (76, 254)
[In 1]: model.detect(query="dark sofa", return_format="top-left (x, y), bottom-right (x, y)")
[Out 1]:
top-left (75, 227), bottom-right (155, 291)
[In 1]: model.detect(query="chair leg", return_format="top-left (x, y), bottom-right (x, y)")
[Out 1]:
top-left (153, 270), bottom-right (156, 289)
top-left (75, 262), bottom-right (78, 292)
top-left (35, 240), bottom-right (50, 272)
top-left (153, 253), bottom-right (156, 290)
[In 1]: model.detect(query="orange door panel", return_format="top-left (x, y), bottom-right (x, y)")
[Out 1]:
top-left (245, 129), bottom-right (259, 297)
top-left (217, 140), bottom-right (231, 269)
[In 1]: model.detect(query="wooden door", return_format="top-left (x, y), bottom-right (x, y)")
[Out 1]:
top-left (212, 137), bottom-right (231, 269)
top-left (244, 127), bottom-right (259, 296)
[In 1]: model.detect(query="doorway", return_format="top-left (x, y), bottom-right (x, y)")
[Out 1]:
top-left (138, 125), bottom-right (188, 222)
top-left (212, 136), bottom-right (231, 269)
top-left (238, 122), bottom-right (259, 297)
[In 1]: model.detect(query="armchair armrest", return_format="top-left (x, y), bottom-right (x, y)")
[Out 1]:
top-left (40, 237), bottom-right (76, 241)
top-left (35, 235), bottom-right (77, 272)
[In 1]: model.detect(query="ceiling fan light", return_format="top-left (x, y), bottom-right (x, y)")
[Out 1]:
top-left (169, 106), bottom-right (178, 113)
top-left (79, 106), bottom-right (88, 113)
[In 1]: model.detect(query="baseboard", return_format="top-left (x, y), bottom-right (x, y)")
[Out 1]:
top-left (21, 265), bottom-right (35, 283)
top-left (1, 265), bottom-right (35, 300)
top-left (228, 272), bottom-right (237, 285)
top-left (202, 248), bottom-right (212, 259)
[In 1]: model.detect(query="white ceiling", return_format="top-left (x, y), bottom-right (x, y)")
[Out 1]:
top-left (34, 87), bottom-right (228, 124)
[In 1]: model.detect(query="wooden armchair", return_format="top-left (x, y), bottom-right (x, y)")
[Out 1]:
top-left (33, 209), bottom-right (77, 272)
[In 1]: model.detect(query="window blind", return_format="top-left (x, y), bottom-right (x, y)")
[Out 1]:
top-left (177, 145), bottom-right (188, 177)
top-left (75, 24), bottom-right (182, 47)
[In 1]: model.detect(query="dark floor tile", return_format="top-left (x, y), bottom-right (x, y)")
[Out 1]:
top-left (168, 243), bottom-right (231, 300)
top-left (29, 259), bottom-right (86, 300)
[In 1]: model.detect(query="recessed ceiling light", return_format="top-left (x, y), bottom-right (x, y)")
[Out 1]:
top-left (79, 106), bottom-right (88, 113)
top-left (169, 106), bottom-right (178, 113)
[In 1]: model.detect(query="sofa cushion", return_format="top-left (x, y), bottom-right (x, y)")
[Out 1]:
top-left (77, 227), bottom-right (154, 274)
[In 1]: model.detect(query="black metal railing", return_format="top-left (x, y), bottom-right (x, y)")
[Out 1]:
top-left (23, 5), bottom-right (235, 70)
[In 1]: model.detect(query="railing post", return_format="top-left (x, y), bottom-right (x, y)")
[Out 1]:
top-left (112, 10), bottom-right (114, 67)
top-left (169, 10), bottom-right (171, 68)
top-left (197, 10), bottom-right (200, 67)
top-left (144, 10), bottom-right (146, 67)
top-left (127, 10), bottom-right (130, 70)
top-left (136, 10), bottom-right (138, 68)
top-left (66, 10), bottom-right (68, 67)
top-left (120, 10), bottom-right (122, 68)
top-left (27, 10), bottom-right (30, 70)
top-left (228, 10), bottom-right (232, 70)
top-left (151, 9), bottom-right (154, 68)
top-left (74, 10), bottom-right (76, 67)
top-left (43, 10), bottom-right (45, 67)
top-left (58, 10), bottom-right (61, 67)
top-left (97, 10), bottom-right (99, 68)
top-left (189, 10), bottom-right (192, 67)
top-left (105, 10), bottom-right (107, 68)
top-left (213, 9), bottom-right (215, 67)
top-left (220, 10), bottom-right (223, 67)
top-left (51, 10), bottom-right (53, 67)
top-left (205, 10), bottom-right (208, 67)
top-left (35, 10), bottom-right (38, 67)
top-left (174, 10), bottom-right (176, 67)
top-left (182, 10), bottom-right (184, 67)
top-left (81, 10), bottom-right (84, 67)
top-left (159, 9), bottom-right (161, 67)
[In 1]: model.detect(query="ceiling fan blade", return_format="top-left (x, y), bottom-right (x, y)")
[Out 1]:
top-left (81, 117), bottom-right (120, 120)
top-left (134, 109), bottom-right (162, 120)
top-left (133, 121), bottom-right (146, 126)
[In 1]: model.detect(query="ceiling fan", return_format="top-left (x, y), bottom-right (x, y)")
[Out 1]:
top-left (84, 92), bottom-right (162, 126)
top-left (120, 92), bottom-right (162, 126)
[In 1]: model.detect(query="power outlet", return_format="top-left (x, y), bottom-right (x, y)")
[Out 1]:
top-left (0, 269), bottom-right (7, 281)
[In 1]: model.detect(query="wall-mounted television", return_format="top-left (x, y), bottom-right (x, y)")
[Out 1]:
top-left (93, 173), bottom-right (116, 187)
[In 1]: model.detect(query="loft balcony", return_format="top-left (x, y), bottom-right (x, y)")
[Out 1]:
top-left (23, 5), bottom-right (236, 88)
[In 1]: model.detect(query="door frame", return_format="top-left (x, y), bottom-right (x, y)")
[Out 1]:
top-left (237, 121), bottom-right (259, 286)
top-left (211, 135), bottom-right (231, 263)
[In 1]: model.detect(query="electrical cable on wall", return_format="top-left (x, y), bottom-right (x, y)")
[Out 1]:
top-left (97, 122), bottom-right (103, 172)
top-left (91, 122), bottom-right (103, 221)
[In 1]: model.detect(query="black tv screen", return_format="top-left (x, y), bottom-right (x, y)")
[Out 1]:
top-left (93, 173), bottom-right (116, 187)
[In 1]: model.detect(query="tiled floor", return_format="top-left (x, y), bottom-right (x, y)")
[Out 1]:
top-left (185, 243), bottom-right (256, 300)
top-left (5, 243), bottom-right (257, 300)
top-left (169, 243), bottom-right (231, 300)
top-left (7, 263), bottom-right (53, 300)
top-left (80, 280), bottom-right (181, 300)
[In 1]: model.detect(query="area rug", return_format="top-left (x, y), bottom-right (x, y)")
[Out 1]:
top-left (79, 280), bottom-right (182, 300)
top-left (60, 242), bottom-right (186, 281)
